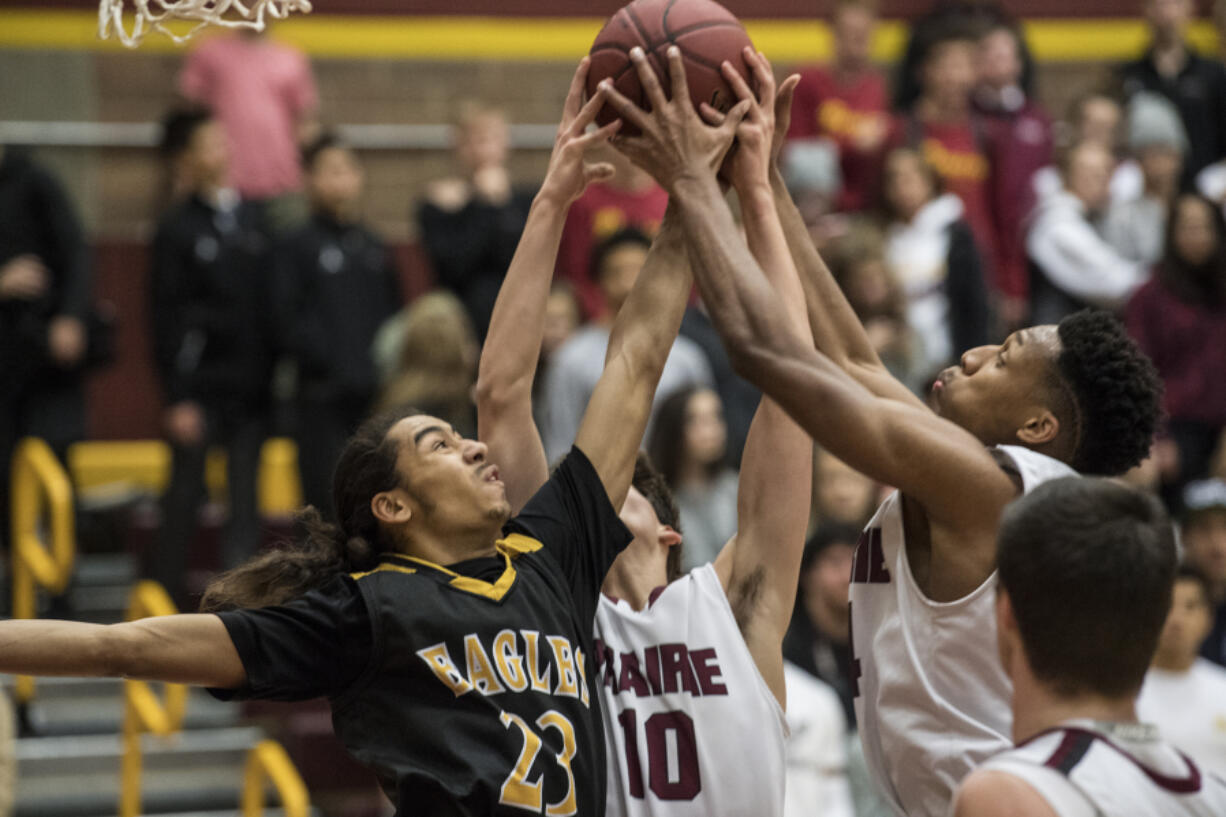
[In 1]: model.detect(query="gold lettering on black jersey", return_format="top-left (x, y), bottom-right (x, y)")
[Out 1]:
top-left (464, 634), bottom-right (506, 695)
top-left (417, 643), bottom-right (474, 697)
top-left (522, 630), bottom-right (553, 693)
top-left (548, 636), bottom-right (580, 699)
top-left (493, 629), bottom-right (529, 692)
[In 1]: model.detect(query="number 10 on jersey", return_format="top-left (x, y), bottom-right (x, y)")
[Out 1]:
top-left (616, 708), bottom-right (701, 800)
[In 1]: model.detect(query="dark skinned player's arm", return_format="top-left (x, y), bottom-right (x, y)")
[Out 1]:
top-left (574, 204), bottom-right (693, 511)
top-left (475, 59), bottom-right (618, 512)
top-left (0, 615), bottom-right (245, 688)
top-left (705, 50), bottom-right (813, 709)
top-left (601, 49), bottom-right (1015, 580)
top-left (765, 77), bottom-right (926, 410)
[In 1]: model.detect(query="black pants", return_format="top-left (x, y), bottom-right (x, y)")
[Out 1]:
top-left (152, 406), bottom-right (265, 606)
top-left (294, 396), bottom-right (369, 521)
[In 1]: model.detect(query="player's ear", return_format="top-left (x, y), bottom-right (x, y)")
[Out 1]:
top-left (1016, 409), bottom-right (1058, 447)
top-left (371, 489), bottom-right (413, 525)
top-left (659, 526), bottom-right (682, 548)
top-left (996, 590), bottom-right (1020, 675)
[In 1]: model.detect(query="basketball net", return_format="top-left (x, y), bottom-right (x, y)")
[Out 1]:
top-left (99, 0), bottom-right (313, 47)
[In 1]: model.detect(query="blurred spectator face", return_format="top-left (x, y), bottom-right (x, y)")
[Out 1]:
top-left (182, 119), bottom-right (229, 189)
top-left (977, 27), bottom-right (1023, 91)
top-left (456, 110), bottom-right (510, 173)
top-left (1138, 145), bottom-right (1183, 195)
top-left (683, 388), bottom-right (727, 469)
top-left (1171, 194), bottom-right (1219, 267)
top-left (1064, 142), bottom-right (1114, 212)
top-left (542, 286), bottom-right (581, 361)
top-left (1146, 0), bottom-right (1194, 42)
top-left (1076, 96), bottom-right (1122, 150)
top-left (843, 257), bottom-right (894, 316)
top-left (1153, 576), bottom-right (1214, 667)
top-left (814, 449), bottom-right (875, 525)
top-left (833, 2), bottom-right (875, 71)
top-left (884, 149), bottom-right (936, 222)
top-left (596, 241), bottom-right (649, 316)
top-left (308, 145), bottom-right (364, 217)
top-left (1184, 509), bottom-right (1226, 591)
top-left (920, 40), bottom-right (977, 110)
top-left (802, 539), bottom-right (856, 613)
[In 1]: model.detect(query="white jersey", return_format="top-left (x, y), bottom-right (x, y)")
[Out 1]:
top-left (594, 563), bottom-right (788, 817)
top-left (850, 445), bottom-right (1076, 817)
top-left (1137, 660), bottom-right (1226, 778)
top-left (970, 720), bottom-right (1226, 817)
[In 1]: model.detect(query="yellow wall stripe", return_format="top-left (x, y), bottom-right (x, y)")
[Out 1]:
top-left (0, 9), bottom-right (1218, 62)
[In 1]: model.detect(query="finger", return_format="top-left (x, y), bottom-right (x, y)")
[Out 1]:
top-left (577, 118), bottom-right (622, 146)
top-left (665, 45), bottom-right (691, 110)
top-left (745, 47), bottom-right (776, 105)
top-left (600, 78), bottom-right (654, 134)
top-left (571, 83), bottom-right (609, 134)
top-left (630, 46), bottom-right (669, 112)
top-left (720, 59), bottom-right (756, 108)
top-left (584, 162), bottom-right (616, 183)
top-left (774, 74), bottom-right (801, 130)
top-left (699, 102), bottom-right (726, 126)
top-left (563, 56), bottom-right (591, 123)
top-left (720, 98), bottom-right (753, 135)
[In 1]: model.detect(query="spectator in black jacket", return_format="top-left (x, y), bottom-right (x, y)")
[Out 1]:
top-left (0, 146), bottom-right (93, 553)
top-left (417, 103), bottom-right (534, 340)
top-left (1120, 0), bottom-right (1226, 186)
top-left (150, 109), bottom-right (273, 603)
top-left (272, 133), bottom-right (402, 517)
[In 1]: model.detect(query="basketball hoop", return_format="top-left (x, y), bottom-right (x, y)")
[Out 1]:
top-left (99, 0), bottom-right (313, 47)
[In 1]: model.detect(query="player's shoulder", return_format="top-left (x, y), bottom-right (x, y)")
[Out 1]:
top-left (953, 768), bottom-right (1061, 817)
top-left (991, 445), bottom-right (1077, 493)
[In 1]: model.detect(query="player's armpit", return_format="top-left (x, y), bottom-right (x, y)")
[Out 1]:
top-left (953, 770), bottom-right (1061, 817)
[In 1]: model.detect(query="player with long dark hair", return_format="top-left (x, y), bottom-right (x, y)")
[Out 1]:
top-left (0, 59), bottom-right (729, 817)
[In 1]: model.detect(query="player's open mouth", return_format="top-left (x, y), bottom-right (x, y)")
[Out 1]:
top-left (482, 465), bottom-right (502, 484)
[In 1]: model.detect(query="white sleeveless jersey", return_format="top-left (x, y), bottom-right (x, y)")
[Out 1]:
top-left (593, 563), bottom-right (788, 817)
top-left (850, 445), bottom-right (1076, 817)
top-left (972, 720), bottom-right (1226, 817)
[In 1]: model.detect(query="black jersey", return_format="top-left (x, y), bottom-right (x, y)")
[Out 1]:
top-left (211, 447), bottom-right (631, 816)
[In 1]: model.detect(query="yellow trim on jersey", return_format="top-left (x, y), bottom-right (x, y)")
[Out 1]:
top-left (349, 562), bottom-right (417, 581)
top-left (352, 534), bottom-right (544, 601)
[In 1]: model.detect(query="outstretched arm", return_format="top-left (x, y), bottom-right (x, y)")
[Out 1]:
top-left (602, 48), bottom-right (1015, 554)
top-left (766, 78), bottom-right (926, 409)
top-left (475, 59), bottom-right (618, 512)
top-left (577, 50), bottom-right (749, 511)
top-left (702, 51), bottom-right (814, 708)
top-left (0, 615), bottom-right (244, 688)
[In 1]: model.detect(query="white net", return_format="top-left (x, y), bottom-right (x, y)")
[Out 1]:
top-left (99, 0), bottom-right (313, 48)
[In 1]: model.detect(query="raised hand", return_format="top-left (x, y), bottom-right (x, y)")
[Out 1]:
top-left (538, 57), bottom-right (621, 207)
top-left (600, 45), bottom-right (750, 192)
top-left (771, 68), bottom-right (801, 171)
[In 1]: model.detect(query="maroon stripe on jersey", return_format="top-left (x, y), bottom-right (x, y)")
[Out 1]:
top-left (1031, 727), bottom-right (1204, 794)
top-left (1043, 730), bottom-right (1095, 775)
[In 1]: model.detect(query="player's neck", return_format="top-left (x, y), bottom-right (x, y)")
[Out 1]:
top-left (1012, 672), bottom-right (1138, 744)
top-left (601, 543), bottom-right (668, 611)
top-left (398, 525), bottom-right (501, 568)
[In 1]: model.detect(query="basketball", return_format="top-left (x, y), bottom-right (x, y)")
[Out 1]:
top-left (587, 0), bottom-right (755, 129)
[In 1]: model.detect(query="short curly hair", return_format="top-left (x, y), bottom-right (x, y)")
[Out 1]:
top-left (1054, 310), bottom-right (1163, 476)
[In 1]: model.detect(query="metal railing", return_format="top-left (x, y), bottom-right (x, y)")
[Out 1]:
top-left (243, 740), bottom-right (310, 817)
top-left (9, 437), bottom-right (75, 704)
top-left (119, 580), bottom-right (188, 817)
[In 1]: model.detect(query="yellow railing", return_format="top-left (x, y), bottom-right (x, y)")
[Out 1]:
top-left (9, 437), bottom-right (76, 704)
top-left (119, 580), bottom-right (188, 817)
top-left (243, 740), bottom-right (310, 817)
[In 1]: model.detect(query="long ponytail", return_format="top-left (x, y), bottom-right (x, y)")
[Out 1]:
top-left (199, 409), bottom-right (411, 612)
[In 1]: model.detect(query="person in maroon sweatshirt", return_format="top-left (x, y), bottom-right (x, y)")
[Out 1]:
top-left (974, 20), bottom-right (1053, 325)
top-left (787, 0), bottom-right (890, 212)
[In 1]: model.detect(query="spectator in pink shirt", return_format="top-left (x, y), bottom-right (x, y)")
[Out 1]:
top-left (179, 28), bottom-right (319, 230)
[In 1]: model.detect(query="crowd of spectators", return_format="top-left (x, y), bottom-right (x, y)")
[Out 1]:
top-left (2, 0), bottom-right (1226, 813)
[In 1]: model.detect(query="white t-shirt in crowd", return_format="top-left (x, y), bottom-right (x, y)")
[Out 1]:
top-left (1137, 659), bottom-right (1226, 779)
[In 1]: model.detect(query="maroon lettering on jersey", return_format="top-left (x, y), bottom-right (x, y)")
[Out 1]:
top-left (596, 640), bottom-right (617, 688)
top-left (618, 651), bottom-right (651, 697)
top-left (689, 647), bottom-right (728, 696)
top-left (659, 643), bottom-right (701, 695)
top-left (644, 646), bottom-right (664, 696)
top-left (851, 528), bottom-right (891, 584)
